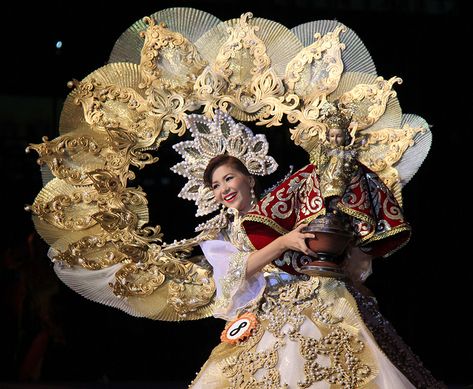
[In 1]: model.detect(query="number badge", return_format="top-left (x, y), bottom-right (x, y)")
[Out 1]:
top-left (220, 312), bottom-right (258, 344)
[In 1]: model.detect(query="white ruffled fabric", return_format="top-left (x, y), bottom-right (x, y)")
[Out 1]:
top-left (200, 239), bottom-right (266, 320)
top-left (50, 248), bottom-right (145, 317)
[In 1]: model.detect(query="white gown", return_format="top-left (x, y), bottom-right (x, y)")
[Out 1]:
top-left (190, 239), bottom-right (415, 389)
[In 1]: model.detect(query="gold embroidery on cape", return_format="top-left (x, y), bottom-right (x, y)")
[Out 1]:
top-left (244, 168), bottom-right (325, 234)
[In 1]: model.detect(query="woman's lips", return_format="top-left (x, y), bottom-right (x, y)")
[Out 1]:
top-left (223, 192), bottom-right (237, 202)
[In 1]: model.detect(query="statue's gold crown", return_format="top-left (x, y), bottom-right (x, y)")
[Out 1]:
top-left (325, 111), bottom-right (352, 130)
top-left (321, 101), bottom-right (354, 131)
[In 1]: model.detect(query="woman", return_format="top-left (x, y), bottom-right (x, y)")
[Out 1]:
top-left (205, 154), bottom-right (317, 279)
top-left (189, 153), bottom-right (428, 388)
top-left (26, 10), bottom-right (444, 387)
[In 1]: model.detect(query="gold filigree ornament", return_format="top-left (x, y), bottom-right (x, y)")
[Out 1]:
top-left (194, 12), bottom-right (302, 125)
top-left (27, 8), bottom-right (430, 321)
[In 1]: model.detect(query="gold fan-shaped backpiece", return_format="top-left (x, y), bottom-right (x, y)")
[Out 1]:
top-left (27, 8), bottom-right (431, 322)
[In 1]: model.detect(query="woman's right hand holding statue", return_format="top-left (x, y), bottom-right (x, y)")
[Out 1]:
top-left (246, 225), bottom-right (316, 278)
top-left (276, 224), bottom-right (317, 257)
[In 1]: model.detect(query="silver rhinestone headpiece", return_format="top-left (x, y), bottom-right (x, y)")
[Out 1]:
top-left (171, 110), bottom-right (278, 216)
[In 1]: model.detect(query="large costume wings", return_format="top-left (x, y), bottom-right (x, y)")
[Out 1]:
top-left (27, 8), bottom-right (430, 321)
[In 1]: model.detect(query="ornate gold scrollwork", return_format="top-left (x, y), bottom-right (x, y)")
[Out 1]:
top-left (338, 76), bottom-right (402, 130)
top-left (361, 125), bottom-right (425, 171)
top-left (27, 134), bottom-right (104, 185)
top-left (285, 26), bottom-right (346, 103)
top-left (139, 17), bottom-right (208, 94)
top-left (27, 9), bottom-right (429, 321)
top-left (195, 12), bottom-right (299, 126)
top-left (53, 235), bottom-right (126, 269)
top-left (358, 124), bottom-right (426, 205)
top-left (288, 97), bottom-right (331, 152)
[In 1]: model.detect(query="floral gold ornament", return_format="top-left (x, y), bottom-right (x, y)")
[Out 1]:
top-left (194, 12), bottom-right (301, 125)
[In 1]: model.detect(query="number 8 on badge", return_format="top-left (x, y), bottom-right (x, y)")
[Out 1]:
top-left (220, 312), bottom-right (258, 344)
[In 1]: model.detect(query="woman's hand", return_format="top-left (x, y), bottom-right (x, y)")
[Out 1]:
top-left (277, 224), bottom-right (317, 256)
top-left (247, 224), bottom-right (317, 278)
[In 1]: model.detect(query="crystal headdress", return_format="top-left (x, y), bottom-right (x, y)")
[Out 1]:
top-left (27, 8), bottom-right (431, 321)
top-left (171, 110), bottom-right (277, 217)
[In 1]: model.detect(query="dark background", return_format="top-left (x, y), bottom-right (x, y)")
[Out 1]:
top-left (1, 0), bottom-right (472, 387)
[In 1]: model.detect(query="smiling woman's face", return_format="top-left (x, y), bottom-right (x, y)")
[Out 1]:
top-left (211, 164), bottom-right (254, 214)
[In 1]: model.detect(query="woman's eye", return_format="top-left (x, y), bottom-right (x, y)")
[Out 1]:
top-left (225, 176), bottom-right (233, 181)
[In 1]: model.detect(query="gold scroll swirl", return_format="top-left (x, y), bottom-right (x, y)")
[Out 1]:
top-left (167, 275), bottom-right (216, 319)
top-left (214, 13), bottom-right (270, 85)
top-left (338, 76), bottom-right (402, 130)
top-left (112, 235), bottom-right (218, 320)
top-left (73, 79), bottom-right (153, 139)
top-left (53, 235), bottom-right (127, 269)
top-left (360, 125), bottom-right (425, 170)
top-left (358, 124), bottom-right (426, 205)
top-left (146, 87), bottom-right (190, 137)
top-left (285, 25), bottom-right (346, 103)
top-left (31, 179), bottom-right (99, 231)
top-left (286, 26), bottom-right (347, 150)
top-left (288, 97), bottom-right (331, 152)
top-left (71, 77), bottom-right (187, 167)
top-left (122, 258), bottom-right (216, 320)
top-left (195, 12), bottom-right (299, 125)
top-left (138, 17), bottom-right (209, 137)
top-left (113, 262), bottom-right (166, 296)
top-left (27, 134), bottom-right (105, 186)
top-left (139, 17), bottom-right (208, 94)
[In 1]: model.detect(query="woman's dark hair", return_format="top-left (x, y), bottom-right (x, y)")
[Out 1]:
top-left (203, 155), bottom-right (261, 196)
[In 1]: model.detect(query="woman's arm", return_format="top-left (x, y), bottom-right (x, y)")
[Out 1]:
top-left (246, 225), bottom-right (316, 278)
